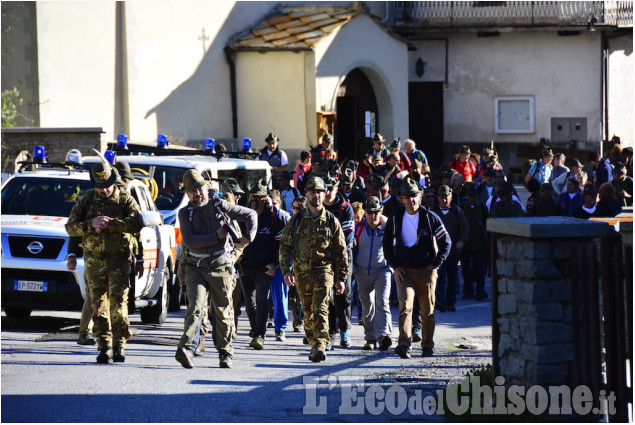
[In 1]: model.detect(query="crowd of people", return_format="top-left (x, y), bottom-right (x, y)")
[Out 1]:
top-left (69, 131), bottom-right (632, 367)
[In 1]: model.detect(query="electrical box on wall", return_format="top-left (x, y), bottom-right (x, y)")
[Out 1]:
top-left (551, 118), bottom-right (587, 143)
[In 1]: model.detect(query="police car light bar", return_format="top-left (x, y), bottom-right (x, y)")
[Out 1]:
top-left (65, 149), bottom-right (83, 164)
top-left (104, 150), bottom-right (116, 164)
top-left (241, 138), bottom-right (252, 152)
top-left (33, 145), bottom-right (47, 163)
top-left (205, 138), bottom-right (216, 153)
top-left (117, 134), bottom-right (128, 149)
top-left (157, 134), bottom-right (169, 149)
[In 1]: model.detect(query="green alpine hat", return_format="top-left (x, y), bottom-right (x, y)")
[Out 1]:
top-left (400, 175), bottom-right (422, 196)
top-left (304, 175), bottom-right (327, 192)
top-left (265, 132), bottom-right (279, 144)
top-left (249, 179), bottom-right (269, 197)
top-left (341, 168), bottom-right (355, 185)
top-left (373, 133), bottom-right (385, 144)
top-left (366, 173), bottom-right (387, 190)
top-left (389, 139), bottom-right (400, 150)
top-left (437, 185), bottom-right (452, 198)
top-left (321, 172), bottom-right (339, 189)
top-left (181, 169), bottom-right (209, 193)
top-left (221, 178), bottom-right (244, 194)
top-left (363, 196), bottom-right (383, 212)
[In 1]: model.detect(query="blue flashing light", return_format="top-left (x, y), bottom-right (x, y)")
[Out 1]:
top-left (157, 134), bottom-right (169, 148)
top-left (33, 145), bottom-right (47, 163)
top-left (117, 134), bottom-right (128, 149)
top-left (204, 138), bottom-right (216, 153)
top-left (241, 137), bottom-right (252, 152)
top-left (104, 150), bottom-right (116, 164)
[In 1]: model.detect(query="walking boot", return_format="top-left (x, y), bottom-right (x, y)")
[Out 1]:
top-left (96, 347), bottom-right (112, 364)
top-left (340, 331), bottom-right (351, 348)
top-left (77, 333), bottom-right (96, 346)
top-left (113, 347), bottom-right (125, 363)
top-left (219, 353), bottom-right (233, 369)
top-left (378, 335), bottom-right (392, 351)
top-left (175, 346), bottom-right (194, 369)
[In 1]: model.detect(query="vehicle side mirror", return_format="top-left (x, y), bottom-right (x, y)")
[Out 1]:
top-left (142, 210), bottom-right (162, 226)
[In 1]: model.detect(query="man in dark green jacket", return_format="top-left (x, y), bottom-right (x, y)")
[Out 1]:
top-left (460, 184), bottom-right (489, 300)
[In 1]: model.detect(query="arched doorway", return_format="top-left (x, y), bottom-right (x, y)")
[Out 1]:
top-left (335, 68), bottom-right (378, 164)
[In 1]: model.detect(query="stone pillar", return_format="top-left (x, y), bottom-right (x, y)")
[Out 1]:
top-left (487, 217), bottom-right (610, 387)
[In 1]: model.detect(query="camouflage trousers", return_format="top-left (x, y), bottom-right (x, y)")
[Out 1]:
top-left (85, 255), bottom-right (132, 349)
top-left (295, 268), bottom-right (334, 351)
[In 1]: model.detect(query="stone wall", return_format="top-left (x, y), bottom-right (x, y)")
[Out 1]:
top-left (487, 217), bottom-right (610, 387)
top-left (1, 127), bottom-right (104, 174)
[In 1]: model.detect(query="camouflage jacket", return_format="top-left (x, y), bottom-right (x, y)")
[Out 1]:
top-left (279, 207), bottom-right (348, 279)
top-left (65, 187), bottom-right (144, 257)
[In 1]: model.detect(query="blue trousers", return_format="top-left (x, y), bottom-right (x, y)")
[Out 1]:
top-left (270, 267), bottom-right (288, 332)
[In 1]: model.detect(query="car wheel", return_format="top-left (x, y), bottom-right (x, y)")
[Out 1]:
top-left (4, 307), bottom-right (32, 319)
top-left (140, 268), bottom-right (168, 324)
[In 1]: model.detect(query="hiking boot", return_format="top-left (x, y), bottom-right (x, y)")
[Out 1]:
top-left (363, 340), bottom-right (377, 351)
top-left (421, 347), bottom-right (434, 358)
top-left (325, 341), bottom-right (334, 351)
top-left (436, 301), bottom-right (447, 313)
top-left (474, 291), bottom-right (488, 301)
top-left (378, 335), bottom-right (392, 351)
top-left (267, 321), bottom-right (274, 329)
top-left (175, 346), bottom-right (194, 369)
top-left (96, 347), bottom-right (112, 364)
top-left (194, 338), bottom-right (206, 357)
top-left (77, 333), bottom-right (96, 346)
top-left (249, 336), bottom-right (264, 350)
top-left (112, 347), bottom-right (125, 363)
top-left (275, 331), bottom-right (286, 342)
top-left (412, 328), bottom-right (422, 343)
top-left (340, 331), bottom-right (351, 348)
top-left (219, 353), bottom-right (233, 369)
top-left (309, 347), bottom-right (326, 363)
top-left (395, 344), bottom-right (411, 359)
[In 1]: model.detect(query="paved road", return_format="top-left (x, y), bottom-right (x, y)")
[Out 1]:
top-left (2, 279), bottom-right (492, 423)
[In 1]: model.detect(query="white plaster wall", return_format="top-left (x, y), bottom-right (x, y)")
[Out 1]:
top-left (412, 31), bottom-right (603, 144)
top-left (124, 1), bottom-right (277, 143)
top-left (36, 2), bottom-right (116, 134)
top-left (234, 51), bottom-right (316, 151)
top-left (314, 14), bottom-right (409, 142)
top-left (607, 33), bottom-right (633, 146)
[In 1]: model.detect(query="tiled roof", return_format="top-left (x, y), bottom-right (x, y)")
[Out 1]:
top-left (230, 3), bottom-right (363, 50)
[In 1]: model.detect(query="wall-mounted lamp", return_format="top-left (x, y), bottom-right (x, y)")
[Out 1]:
top-left (415, 57), bottom-right (426, 78)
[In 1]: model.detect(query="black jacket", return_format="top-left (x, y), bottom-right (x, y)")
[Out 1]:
top-left (383, 205), bottom-right (451, 269)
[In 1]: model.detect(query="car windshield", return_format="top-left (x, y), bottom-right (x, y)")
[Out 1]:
top-left (125, 164), bottom-right (188, 211)
top-left (1, 177), bottom-right (93, 217)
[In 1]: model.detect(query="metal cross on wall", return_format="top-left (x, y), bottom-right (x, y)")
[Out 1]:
top-left (198, 29), bottom-right (209, 55)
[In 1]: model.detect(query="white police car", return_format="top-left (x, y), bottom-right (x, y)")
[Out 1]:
top-left (1, 151), bottom-right (177, 323)
top-left (83, 140), bottom-right (272, 303)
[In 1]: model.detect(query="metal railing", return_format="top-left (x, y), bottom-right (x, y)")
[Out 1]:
top-left (393, 1), bottom-right (633, 28)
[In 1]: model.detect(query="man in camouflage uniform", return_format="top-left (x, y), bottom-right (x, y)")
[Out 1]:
top-left (279, 175), bottom-right (348, 362)
top-left (66, 161), bottom-right (144, 364)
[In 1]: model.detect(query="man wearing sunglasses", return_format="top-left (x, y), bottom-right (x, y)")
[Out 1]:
top-left (383, 176), bottom-right (451, 359)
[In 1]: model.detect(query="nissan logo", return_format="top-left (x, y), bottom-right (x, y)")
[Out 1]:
top-left (27, 241), bottom-right (44, 255)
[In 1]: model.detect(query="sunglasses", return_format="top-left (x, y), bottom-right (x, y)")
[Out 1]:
top-left (292, 206), bottom-right (301, 211)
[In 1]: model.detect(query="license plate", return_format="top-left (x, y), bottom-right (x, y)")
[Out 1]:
top-left (14, 280), bottom-right (48, 292)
